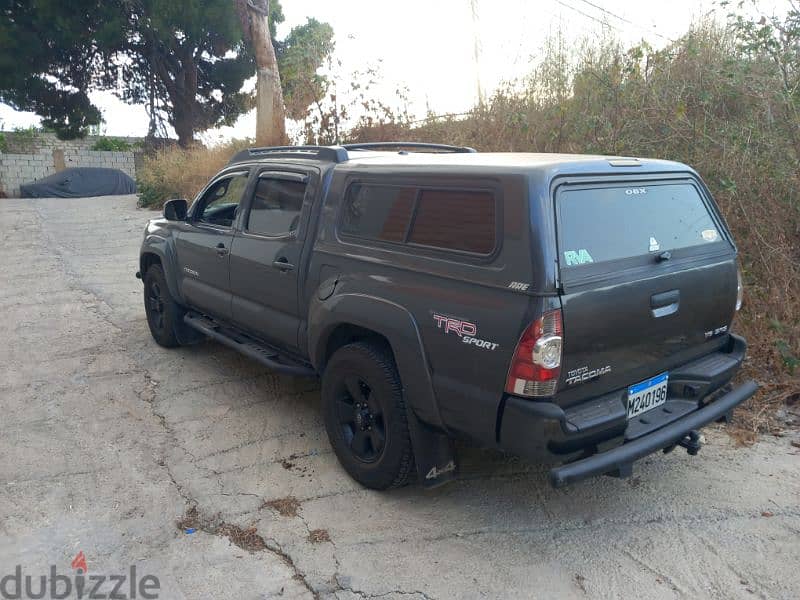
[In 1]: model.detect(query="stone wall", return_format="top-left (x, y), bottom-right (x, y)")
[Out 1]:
top-left (0, 132), bottom-right (142, 197)
top-left (2, 131), bottom-right (142, 155)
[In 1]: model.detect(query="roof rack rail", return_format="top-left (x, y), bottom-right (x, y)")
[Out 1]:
top-left (228, 145), bottom-right (348, 165)
top-left (342, 142), bottom-right (477, 154)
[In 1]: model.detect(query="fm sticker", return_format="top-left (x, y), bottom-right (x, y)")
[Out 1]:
top-left (564, 249), bottom-right (593, 266)
top-left (433, 313), bottom-right (499, 351)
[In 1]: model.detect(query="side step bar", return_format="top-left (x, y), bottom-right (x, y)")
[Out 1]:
top-left (183, 312), bottom-right (317, 378)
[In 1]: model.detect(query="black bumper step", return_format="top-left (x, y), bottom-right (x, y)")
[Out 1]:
top-left (549, 379), bottom-right (758, 488)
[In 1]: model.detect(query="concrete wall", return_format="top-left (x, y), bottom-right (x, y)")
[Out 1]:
top-left (0, 133), bottom-right (142, 197)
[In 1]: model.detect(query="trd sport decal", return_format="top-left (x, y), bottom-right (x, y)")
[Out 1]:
top-left (432, 313), bottom-right (499, 351)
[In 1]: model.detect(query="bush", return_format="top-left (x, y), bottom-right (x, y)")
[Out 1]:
top-left (91, 137), bottom-right (133, 151)
top-left (136, 140), bottom-right (250, 208)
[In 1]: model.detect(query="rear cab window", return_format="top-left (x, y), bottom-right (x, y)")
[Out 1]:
top-left (556, 180), bottom-right (731, 277)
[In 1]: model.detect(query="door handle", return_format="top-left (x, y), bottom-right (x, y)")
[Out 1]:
top-left (272, 257), bottom-right (295, 272)
top-left (651, 289), bottom-right (679, 318)
top-left (216, 242), bottom-right (229, 257)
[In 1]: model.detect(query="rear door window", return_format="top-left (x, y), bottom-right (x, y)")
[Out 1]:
top-left (557, 182), bottom-right (723, 268)
top-left (246, 176), bottom-right (307, 236)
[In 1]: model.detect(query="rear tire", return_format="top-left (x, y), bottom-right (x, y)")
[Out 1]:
top-left (143, 264), bottom-right (183, 348)
top-left (322, 342), bottom-right (415, 490)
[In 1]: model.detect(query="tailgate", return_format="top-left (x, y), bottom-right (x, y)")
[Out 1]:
top-left (554, 177), bottom-right (738, 405)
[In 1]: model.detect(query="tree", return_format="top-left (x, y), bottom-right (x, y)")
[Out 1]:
top-left (236, 0), bottom-right (287, 145)
top-left (726, 1), bottom-right (800, 163)
top-left (0, 0), bottom-right (334, 146)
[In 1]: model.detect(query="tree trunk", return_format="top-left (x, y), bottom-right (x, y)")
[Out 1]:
top-left (236, 0), bottom-right (288, 146)
top-left (173, 104), bottom-right (195, 149)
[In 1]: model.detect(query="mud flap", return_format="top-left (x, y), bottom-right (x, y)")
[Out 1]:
top-left (406, 408), bottom-right (458, 489)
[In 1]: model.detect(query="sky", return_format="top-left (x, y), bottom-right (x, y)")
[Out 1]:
top-left (0, 0), bottom-right (790, 143)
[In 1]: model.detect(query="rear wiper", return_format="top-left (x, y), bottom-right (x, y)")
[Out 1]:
top-left (656, 251), bottom-right (672, 262)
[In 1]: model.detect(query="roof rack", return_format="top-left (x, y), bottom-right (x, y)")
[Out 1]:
top-left (228, 145), bottom-right (348, 165)
top-left (227, 141), bottom-right (478, 165)
top-left (343, 142), bottom-right (477, 154)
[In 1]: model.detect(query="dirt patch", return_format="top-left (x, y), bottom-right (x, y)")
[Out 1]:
top-left (262, 496), bottom-right (302, 518)
top-left (176, 506), bottom-right (267, 553)
top-left (177, 505), bottom-right (200, 530)
top-left (217, 523), bottom-right (267, 552)
top-left (308, 529), bottom-right (331, 544)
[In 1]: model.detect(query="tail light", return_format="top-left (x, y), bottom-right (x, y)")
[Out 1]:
top-left (506, 309), bottom-right (563, 398)
top-left (736, 267), bottom-right (743, 311)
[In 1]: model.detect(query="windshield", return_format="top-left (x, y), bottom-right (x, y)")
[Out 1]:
top-left (557, 182), bottom-right (722, 267)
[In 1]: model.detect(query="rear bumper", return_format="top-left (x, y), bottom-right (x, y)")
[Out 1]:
top-left (549, 379), bottom-right (757, 487)
top-left (497, 334), bottom-right (757, 487)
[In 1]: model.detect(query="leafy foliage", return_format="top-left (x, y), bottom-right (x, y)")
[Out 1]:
top-left (0, 0), bottom-right (334, 145)
top-left (91, 137), bottom-right (133, 151)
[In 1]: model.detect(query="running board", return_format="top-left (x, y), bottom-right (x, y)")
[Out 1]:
top-left (183, 312), bottom-right (317, 378)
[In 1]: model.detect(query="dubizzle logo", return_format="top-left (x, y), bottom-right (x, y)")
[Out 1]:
top-left (0, 551), bottom-right (160, 599)
top-left (71, 552), bottom-right (88, 574)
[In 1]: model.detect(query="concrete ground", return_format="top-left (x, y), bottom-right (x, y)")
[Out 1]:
top-left (1, 194), bottom-right (799, 600)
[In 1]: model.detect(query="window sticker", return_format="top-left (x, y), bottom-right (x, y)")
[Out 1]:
top-left (649, 237), bottom-right (660, 252)
top-left (564, 249), bottom-right (594, 266)
top-left (701, 228), bottom-right (719, 242)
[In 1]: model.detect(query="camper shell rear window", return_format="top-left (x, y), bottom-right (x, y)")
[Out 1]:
top-left (556, 181), bottom-right (727, 269)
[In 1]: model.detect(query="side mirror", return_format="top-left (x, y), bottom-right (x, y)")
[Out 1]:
top-left (163, 198), bottom-right (188, 221)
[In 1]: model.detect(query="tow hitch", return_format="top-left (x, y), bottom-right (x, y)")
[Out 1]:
top-left (664, 429), bottom-right (702, 456)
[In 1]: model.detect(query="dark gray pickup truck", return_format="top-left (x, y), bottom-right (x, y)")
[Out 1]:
top-left (137, 142), bottom-right (757, 489)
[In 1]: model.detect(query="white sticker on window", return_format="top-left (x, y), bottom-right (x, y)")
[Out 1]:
top-left (564, 249), bottom-right (594, 266)
top-left (701, 228), bottom-right (718, 242)
top-left (649, 237), bottom-right (660, 252)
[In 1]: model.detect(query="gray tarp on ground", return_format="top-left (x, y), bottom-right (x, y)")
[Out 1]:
top-left (20, 167), bottom-right (137, 198)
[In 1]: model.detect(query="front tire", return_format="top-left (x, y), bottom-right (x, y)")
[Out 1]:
top-left (143, 264), bottom-right (183, 348)
top-left (322, 342), bottom-right (415, 490)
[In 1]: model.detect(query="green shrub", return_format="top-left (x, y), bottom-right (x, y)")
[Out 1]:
top-left (92, 137), bottom-right (132, 151)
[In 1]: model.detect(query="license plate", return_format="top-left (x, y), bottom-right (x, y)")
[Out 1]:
top-left (627, 372), bottom-right (669, 419)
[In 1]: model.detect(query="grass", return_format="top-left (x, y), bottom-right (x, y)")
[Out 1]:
top-left (136, 139), bottom-right (250, 208)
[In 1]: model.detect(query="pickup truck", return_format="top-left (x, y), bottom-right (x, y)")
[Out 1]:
top-left (137, 142), bottom-right (757, 489)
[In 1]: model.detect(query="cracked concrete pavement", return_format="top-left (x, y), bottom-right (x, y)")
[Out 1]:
top-left (1, 194), bottom-right (799, 599)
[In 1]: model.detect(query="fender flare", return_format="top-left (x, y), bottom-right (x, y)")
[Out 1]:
top-left (140, 234), bottom-right (184, 304)
top-left (309, 292), bottom-right (458, 487)
top-left (309, 292), bottom-right (445, 430)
